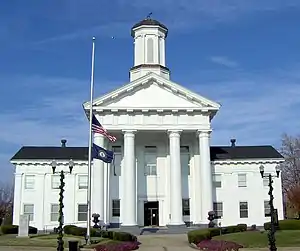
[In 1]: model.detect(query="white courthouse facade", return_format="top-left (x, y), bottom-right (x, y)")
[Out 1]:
top-left (11, 18), bottom-right (285, 231)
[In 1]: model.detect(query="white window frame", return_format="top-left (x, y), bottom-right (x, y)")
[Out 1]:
top-left (182, 198), bottom-right (190, 216)
top-left (263, 173), bottom-right (270, 187)
top-left (78, 175), bottom-right (88, 189)
top-left (112, 199), bottom-right (120, 217)
top-left (144, 146), bottom-right (157, 176)
top-left (238, 173), bottom-right (247, 187)
top-left (112, 146), bottom-right (122, 176)
top-left (51, 175), bottom-right (60, 189)
top-left (24, 175), bottom-right (35, 190)
top-left (264, 200), bottom-right (271, 217)
top-left (180, 146), bottom-right (190, 175)
top-left (77, 204), bottom-right (88, 222)
top-left (213, 174), bottom-right (222, 188)
top-left (50, 204), bottom-right (59, 222)
top-left (239, 201), bottom-right (248, 218)
top-left (23, 204), bottom-right (34, 221)
top-left (213, 202), bottom-right (223, 219)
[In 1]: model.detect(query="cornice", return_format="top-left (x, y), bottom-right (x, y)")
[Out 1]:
top-left (93, 107), bottom-right (216, 114)
top-left (11, 160), bottom-right (87, 166)
top-left (212, 159), bottom-right (284, 165)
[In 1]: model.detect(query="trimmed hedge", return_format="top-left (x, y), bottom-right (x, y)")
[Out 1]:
top-left (63, 225), bottom-right (137, 242)
top-left (1, 225), bottom-right (38, 235)
top-left (188, 224), bottom-right (247, 244)
top-left (264, 219), bottom-right (300, 230)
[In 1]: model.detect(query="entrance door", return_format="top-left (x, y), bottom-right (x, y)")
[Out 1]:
top-left (144, 201), bottom-right (159, 227)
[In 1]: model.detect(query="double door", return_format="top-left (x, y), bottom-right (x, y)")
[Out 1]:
top-left (144, 201), bottom-right (159, 226)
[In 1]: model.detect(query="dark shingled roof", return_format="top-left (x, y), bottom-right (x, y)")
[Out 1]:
top-left (131, 18), bottom-right (168, 37)
top-left (11, 145), bottom-right (283, 161)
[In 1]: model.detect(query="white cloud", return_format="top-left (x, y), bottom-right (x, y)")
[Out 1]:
top-left (186, 67), bottom-right (300, 147)
top-left (29, 0), bottom-right (300, 44)
top-left (210, 56), bottom-right (239, 68)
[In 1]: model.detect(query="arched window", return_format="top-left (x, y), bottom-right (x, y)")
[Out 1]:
top-left (147, 38), bottom-right (154, 63)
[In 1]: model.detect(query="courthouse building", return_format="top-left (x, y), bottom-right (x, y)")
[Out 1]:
top-left (11, 18), bottom-right (285, 231)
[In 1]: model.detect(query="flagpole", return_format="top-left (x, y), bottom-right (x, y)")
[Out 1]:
top-left (87, 36), bottom-right (96, 244)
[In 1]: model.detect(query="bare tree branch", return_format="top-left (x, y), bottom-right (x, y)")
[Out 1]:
top-left (0, 182), bottom-right (13, 224)
top-left (280, 133), bottom-right (300, 194)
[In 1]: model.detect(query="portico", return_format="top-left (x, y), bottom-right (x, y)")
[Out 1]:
top-left (83, 17), bottom-right (220, 229)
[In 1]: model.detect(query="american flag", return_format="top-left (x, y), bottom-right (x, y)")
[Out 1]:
top-left (91, 114), bottom-right (117, 142)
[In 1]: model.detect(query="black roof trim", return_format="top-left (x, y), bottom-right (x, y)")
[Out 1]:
top-left (131, 18), bottom-right (168, 37)
top-left (11, 145), bottom-right (284, 161)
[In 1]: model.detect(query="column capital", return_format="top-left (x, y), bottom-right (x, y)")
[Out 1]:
top-left (122, 130), bottom-right (137, 136)
top-left (197, 130), bottom-right (212, 138)
top-left (167, 129), bottom-right (182, 137)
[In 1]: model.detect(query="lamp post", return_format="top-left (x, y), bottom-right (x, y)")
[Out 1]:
top-left (259, 164), bottom-right (281, 251)
top-left (51, 159), bottom-right (74, 251)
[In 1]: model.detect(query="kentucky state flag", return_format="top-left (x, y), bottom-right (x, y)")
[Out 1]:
top-left (92, 143), bottom-right (114, 163)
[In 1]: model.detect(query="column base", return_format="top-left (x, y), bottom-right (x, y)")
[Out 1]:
top-left (192, 223), bottom-right (208, 228)
top-left (120, 225), bottom-right (141, 235)
top-left (166, 224), bottom-right (187, 234)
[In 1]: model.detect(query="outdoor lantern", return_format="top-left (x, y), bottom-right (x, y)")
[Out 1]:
top-left (69, 159), bottom-right (74, 174)
top-left (275, 165), bottom-right (281, 178)
top-left (51, 160), bottom-right (57, 174)
top-left (259, 164), bottom-right (264, 178)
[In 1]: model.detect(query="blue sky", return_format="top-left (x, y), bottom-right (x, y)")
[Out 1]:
top-left (1, 0), bottom-right (300, 182)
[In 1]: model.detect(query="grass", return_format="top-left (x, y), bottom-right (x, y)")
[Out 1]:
top-left (0, 233), bottom-right (117, 248)
top-left (213, 230), bottom-right (300, 248)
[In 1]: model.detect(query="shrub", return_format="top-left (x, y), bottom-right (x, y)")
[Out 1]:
top-left (1, 225), bottom-right (37, 235)
top-left (187, 229), bottom-right (211, 244)
top-left (197, 240), bottom-right (243, 251)
top-left (62, 225), bottom-right (137, 243)
top-left (264, 219), bottom-right (300, 230)
top-left (1, 225), bottom-right (18, 234)
top-left (63, 225), bottom-right (77, 234)
top-left (236, 224), bottom-right (247, 232)
top-left (188, 224), bottom-right (250, 244)
top-left (113, 231), bottom-right (137, 242)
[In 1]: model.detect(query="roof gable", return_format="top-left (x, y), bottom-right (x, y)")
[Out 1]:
top-left (83, 73), bottom-right (220, 110)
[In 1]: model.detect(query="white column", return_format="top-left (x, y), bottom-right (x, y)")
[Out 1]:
top-left (13, 173), bottom-right (23, 226)
top-left (121, 130), bottom-right (137, 226)
top-left (92, 133), bottom-right (105, 222)
top-left (198, 130), bottom-right (213, 223)
top-left (168, 130), bottom-right (185, 226)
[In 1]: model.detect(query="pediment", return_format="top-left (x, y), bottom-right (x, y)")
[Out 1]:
top-left (84, 73), bottom-right (220, 111)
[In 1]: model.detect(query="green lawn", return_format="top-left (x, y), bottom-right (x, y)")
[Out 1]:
top-left (214, 230), bottom-right (300, 248)
top-left (0, 234), bottom-right (115, 248)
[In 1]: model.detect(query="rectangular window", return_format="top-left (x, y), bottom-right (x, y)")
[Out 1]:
top-left (263, 174), bottom-right (270, 187)
top-left (78, 175), bottom-right (88, 189)
top-left (23, 204), bottom-right (34, 221)
top-left (112, 146), bottom-right (122, 176)
top-left (238, 174), bottom-right (247, 187)
top-left (213, 202), bottom-right (223, 219)
top-left (264, 200), bottom-right (271, 217)
top-left (77, 204), bottom-right (88, 221)
top-left (51, 175), bottom-right (60, 189)
top-left (180, 146), bottom-right (190, 175)
top-left (24, 175), bottom-right (35, 190)
top-left (213, 174), bottom-right (222, 188)
top-left (239, 202), bottom-right (248, 218)
top-left (182, 199), bottom-right (190, 216)
top-left (144, 146), bottom-right (157, 176)
top-left (50, 204), bottom-right (59, 222)
top-left (112, 199), bottom-right (120, 217)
